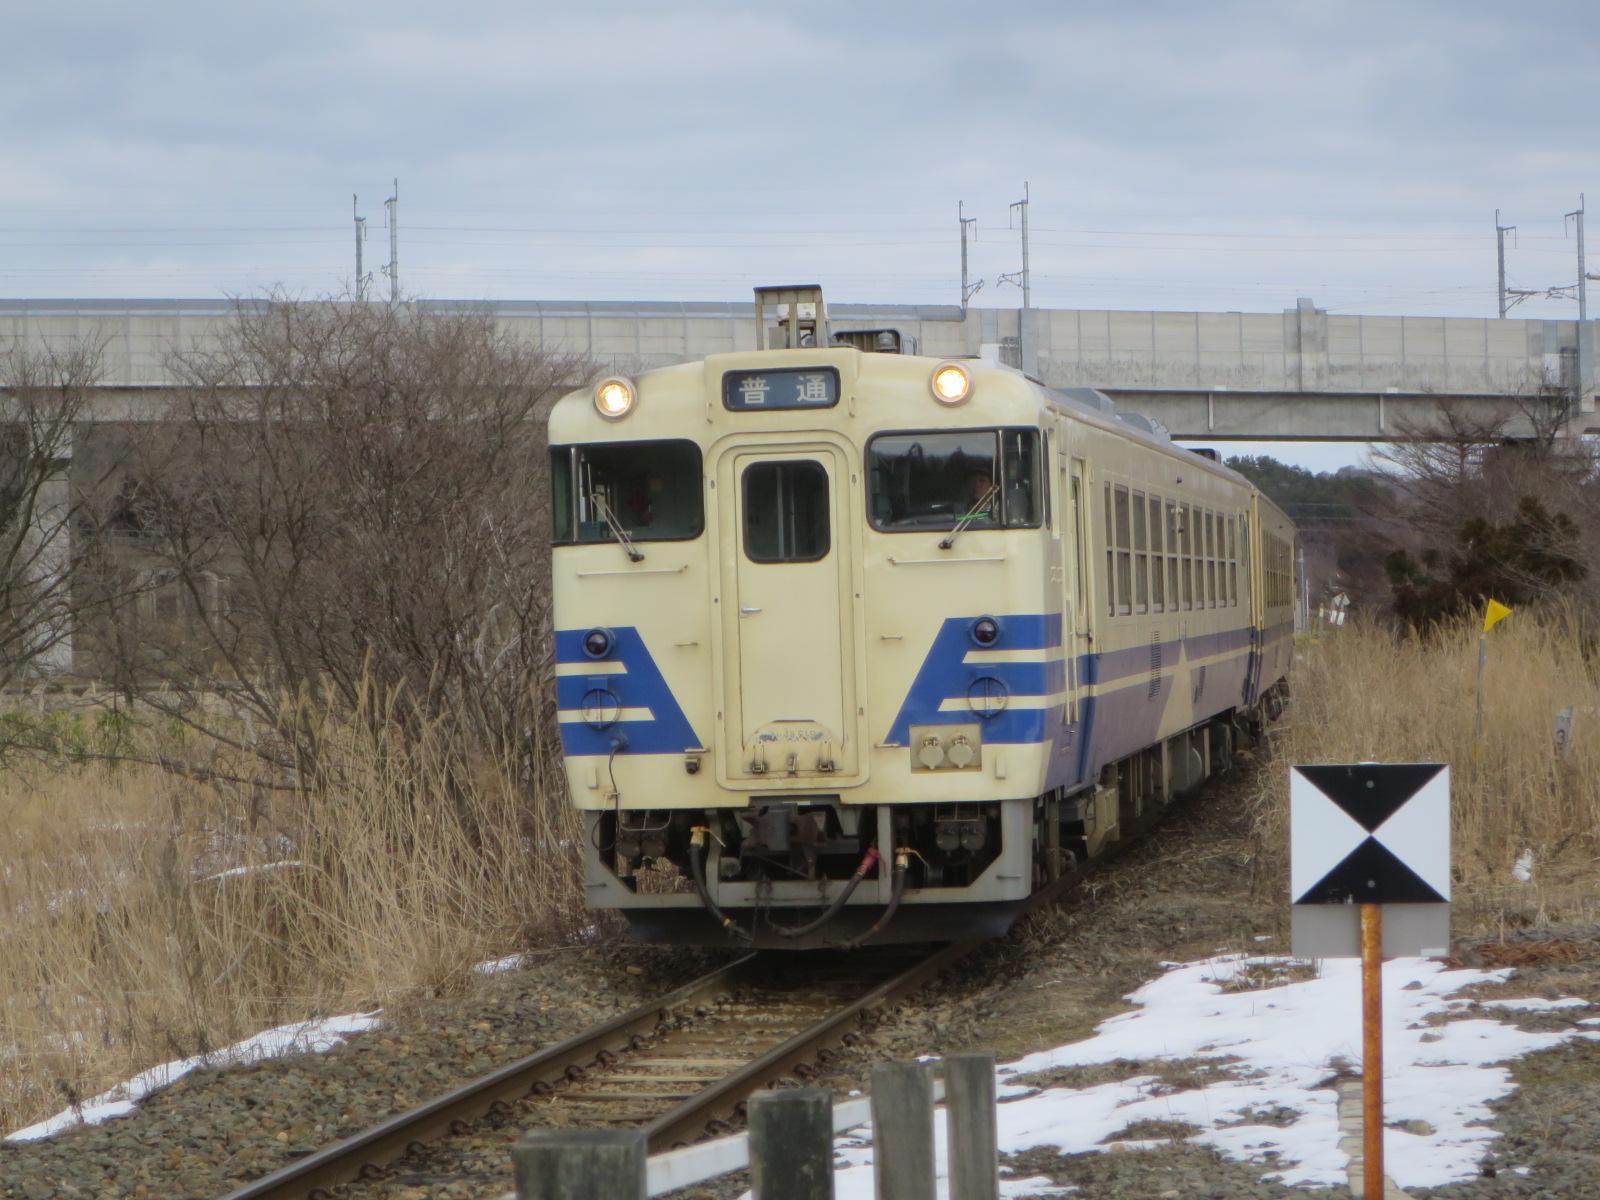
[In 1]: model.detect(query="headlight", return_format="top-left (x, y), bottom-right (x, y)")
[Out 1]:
top-left (930, 362), bottom-right (972, 405)
top-left (594, 377), bottom-right (636, 420)
top-left (582, 627), bottom-right (614, 659)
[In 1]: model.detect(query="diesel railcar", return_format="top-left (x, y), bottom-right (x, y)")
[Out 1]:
top-left (549, 286), bottom-right (1294, 946)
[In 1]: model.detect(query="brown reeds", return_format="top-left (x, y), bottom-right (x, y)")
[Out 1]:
top-left (1249, 612), bottom-right (1600, 933)
top-left (0, 692), bottom-right (583, 1134)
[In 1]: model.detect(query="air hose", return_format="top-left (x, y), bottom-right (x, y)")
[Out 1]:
top-left (841, 848), bottom-right (910, 949)
top-left (766, 846), bottom-right (882, 939)
top-left (688, 825), bottom-right (754, 942)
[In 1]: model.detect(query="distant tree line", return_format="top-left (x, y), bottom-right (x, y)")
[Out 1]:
top-left (1229, 413), bottom-right (1597, 631)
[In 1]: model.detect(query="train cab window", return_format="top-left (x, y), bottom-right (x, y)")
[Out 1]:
top-left (866, 428), bottom-right (1042, 532)
top-left (550, 440), bottom-right (704, 544)
top-left (743, 460), bottom-right (830, 563)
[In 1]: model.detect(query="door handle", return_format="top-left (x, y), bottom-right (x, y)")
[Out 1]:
top-left (740, 605), bottom-right (762, 615)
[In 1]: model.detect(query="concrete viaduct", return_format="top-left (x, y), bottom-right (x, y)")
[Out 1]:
top-left (1, 296), bottom-right (1596, 440)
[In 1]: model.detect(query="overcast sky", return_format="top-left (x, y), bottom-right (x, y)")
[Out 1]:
top-left (3, 1), bottom-right (1597, 469)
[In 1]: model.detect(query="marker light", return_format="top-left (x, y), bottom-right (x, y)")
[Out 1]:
top-left (970, 616), bottom-right (1001, 647)
top-left (594, 377), bottom-right (636, 420)
top-left (582, 627), bottom-right (614, 659)
top-left (930, 361), bottom-right (972, 405)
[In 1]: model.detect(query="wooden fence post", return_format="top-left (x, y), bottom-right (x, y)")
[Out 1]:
top-left (749, 1087), bottom-right (835, 1200)
top-left (943, 1053), bottom-right (999, 1200)
top-left (870, 1061), bottom-right (935, 1200)
top-left (512, 1128), bottom-right (646, 1200)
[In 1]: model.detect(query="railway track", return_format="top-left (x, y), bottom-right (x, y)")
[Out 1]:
top-left (218, 798), bottom-right (1171, 1200)
top-left (218, 939), bottom-right (977, 1200)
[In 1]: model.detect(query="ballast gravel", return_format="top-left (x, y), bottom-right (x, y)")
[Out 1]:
top-left (0, 942), bottom-right (726, 1199)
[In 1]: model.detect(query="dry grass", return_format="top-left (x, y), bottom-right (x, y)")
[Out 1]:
top-left (1248, 613), bottom-right (1600, 934)
top-left (0, 699), bottom-right (583, 1134)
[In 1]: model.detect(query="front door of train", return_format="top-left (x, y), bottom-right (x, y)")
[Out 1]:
top-left (717, 443), bottom-right (863, 785)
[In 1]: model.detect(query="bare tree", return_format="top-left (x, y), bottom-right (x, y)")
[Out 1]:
top-left (87, 296), bottom-right (584, 790)
top-left (0, 338), bottom-right (104, 691)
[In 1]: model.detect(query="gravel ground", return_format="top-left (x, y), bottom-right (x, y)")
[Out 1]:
top-left (0, 942), bottom-right (727, 1199)
top-left (3, 756), bottom-right (1597, 1200)
top-left (1407, 929), bottom-right (1600, 1200)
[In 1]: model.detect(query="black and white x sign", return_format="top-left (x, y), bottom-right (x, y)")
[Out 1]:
top-left (1290, 763), bottom-right (1450, 905)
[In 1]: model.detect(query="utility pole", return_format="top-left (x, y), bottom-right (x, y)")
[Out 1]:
top-left (1495, 210), bottom-right (1537, 316)
top-left (996, 183), bottom-right (1032, 367)
top-left (1568, 194), bottom-right (1589, 420)
top-left (353, 194), bottom-right (369, 301)
top-left (1567, 194), bottom-right (1587, 324)
top-left (383, 178), bottom-right (399, 304)
top-left (998, 182), bottom-right (1036, 307)
top-left (959, 201), bottom-right (981, 309)
top-left (1496, 208), bottom-right (1506, 316)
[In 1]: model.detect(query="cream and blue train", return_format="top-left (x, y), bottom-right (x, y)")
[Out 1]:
top-left (550, 287), bottom-right (1294, 946)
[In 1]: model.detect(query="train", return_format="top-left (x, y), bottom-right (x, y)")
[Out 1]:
top-left (548, 285), bottom-right (1294, 947)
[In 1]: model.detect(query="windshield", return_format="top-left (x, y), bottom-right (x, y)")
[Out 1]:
top-left (867, 428), bottom-right (1042, 532)
top-left (550, 440), bottom-right (704, 543)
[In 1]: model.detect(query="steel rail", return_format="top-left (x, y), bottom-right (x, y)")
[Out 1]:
top-left (217, 954), bottom-right (755, 1200)
top-left (639, 938), bottom-right (980, 1149)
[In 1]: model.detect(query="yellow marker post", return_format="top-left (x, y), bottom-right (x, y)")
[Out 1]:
top-left (1476, 600), bottom-right (1513, 741)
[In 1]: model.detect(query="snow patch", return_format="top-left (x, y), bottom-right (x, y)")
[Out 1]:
top-left (202, 860), bottom-right (303, 883)
top-left (756, 954), bottom-right (1587, 1198)
top-left (473, 952), bottom-right (529, 975)
top-left (5, 1011), bottom-right (380, 1143)
top-left (1511, 848), bottom-right (1534, 882)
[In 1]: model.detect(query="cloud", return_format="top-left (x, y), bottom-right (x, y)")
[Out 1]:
top-left (0, 1), bottom-right (1595, 311)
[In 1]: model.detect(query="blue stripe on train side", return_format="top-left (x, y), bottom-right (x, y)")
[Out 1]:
top-left (554, 627), bottom-right (701, 756)
top-left (885, 614), bottom-right (1064, 746)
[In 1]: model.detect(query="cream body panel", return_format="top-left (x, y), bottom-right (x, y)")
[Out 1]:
top-left (710, 435), bottom-right (867, 788)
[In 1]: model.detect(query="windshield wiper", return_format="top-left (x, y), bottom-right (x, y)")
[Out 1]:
top-left (939, 482), bottom-right (1002, 550)
top-left (589, 493), bottom-right (644, 562)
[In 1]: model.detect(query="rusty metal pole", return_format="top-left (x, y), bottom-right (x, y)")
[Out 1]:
top-left (1361, 903), bottom-right (1384, 1199)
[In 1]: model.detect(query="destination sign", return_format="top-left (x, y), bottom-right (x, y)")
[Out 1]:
top-left (723, 367), bottom-right (840, 411)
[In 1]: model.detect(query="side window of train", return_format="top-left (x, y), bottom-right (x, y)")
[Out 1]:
top-left (1205, 510), bottom-right (1217, 608)
top-left (1171, 499), bottom-right (1184, 614)
top-left (1070, 469), bottom-right (1087, 615)
top-left (742, 460), bottom-right (830, 563)
top-left (1132, 489), bottom-right (1149, 614)
top-left (1104, 482), bottom-right (1115, 618)
top-left (1227, 515), bottom-right (1238, 606)
top-left (1113, 485), bottom-right (1133, 616)
top-left (1148, 494), bottom-right (1165, 612)
top-left (1179, 502), bottom-right (1194, 610)
top-left (1240, 514), bottom-right (1252, 612)
top-left (550, 439), bottom-right (705, 544)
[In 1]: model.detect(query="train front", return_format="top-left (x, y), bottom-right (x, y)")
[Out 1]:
top-left (550, 292), bottom-right (1058, 946)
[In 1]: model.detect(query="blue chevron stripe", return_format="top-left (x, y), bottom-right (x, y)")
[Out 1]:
top-left (554, 627), bottom-right (701, 756)
top-left (885, 614), bottom-right (1065, 745)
